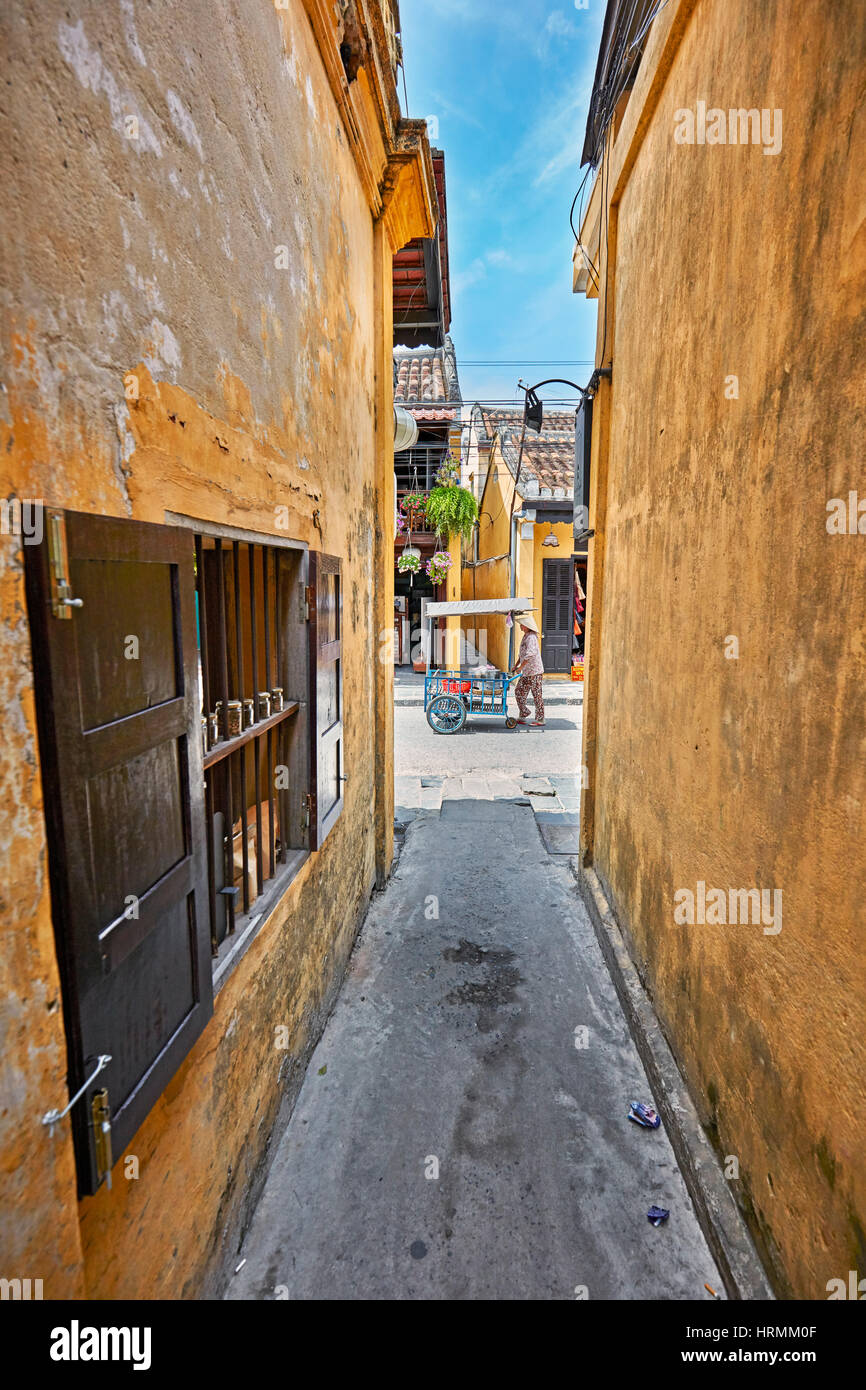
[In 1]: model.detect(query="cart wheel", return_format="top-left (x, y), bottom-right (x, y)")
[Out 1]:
top-left (426, 694), bottom-right (467, 735)
top-left (505, 717), bottom-right (517, 730)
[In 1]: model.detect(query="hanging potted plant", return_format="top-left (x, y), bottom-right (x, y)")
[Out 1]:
top-left (400, 490), bottom-right (429, 532)
top-left (426, 550), bottom-right (452, 587)
top-left (397, 550), bottom-right (421, 575)
top-left (424, 478), bottom-right (479, 545)
top-left (435, 455), bottom-right (460, 487)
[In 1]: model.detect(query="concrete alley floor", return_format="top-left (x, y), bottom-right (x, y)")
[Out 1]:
top-left (225, 706), bottom-right (726, 1300)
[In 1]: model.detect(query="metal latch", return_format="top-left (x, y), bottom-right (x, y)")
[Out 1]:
top-left (41, 1052), bottom-right (111, 1136)
top-left (47, 511), bottom-right (84, 618)
top-left (91, 1087), bottom-right (113, 1190)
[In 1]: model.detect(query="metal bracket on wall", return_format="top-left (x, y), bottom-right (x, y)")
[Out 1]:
top-left (587, 366), bottom-right (612, 395)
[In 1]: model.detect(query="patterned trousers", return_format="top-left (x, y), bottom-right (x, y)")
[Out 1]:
top-left (515, 674), bottom-right (545, 721)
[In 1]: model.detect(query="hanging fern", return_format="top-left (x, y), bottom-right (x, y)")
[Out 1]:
top-left (424, 484), bottom-right (478, 543)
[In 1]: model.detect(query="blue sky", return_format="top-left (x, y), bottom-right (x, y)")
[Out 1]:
top-left (400, 0), bottom-right (604, 405)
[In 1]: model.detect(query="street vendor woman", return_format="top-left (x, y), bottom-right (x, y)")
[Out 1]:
top-left (512, 614), bottom-right (545, 727)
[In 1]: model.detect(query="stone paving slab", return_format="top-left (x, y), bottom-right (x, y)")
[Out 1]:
top-left (535, 809), bottom-right (581, 857)
top-left (538, 820), bottom-right (583, 855)
top-left (533, 808), bottom-right (579, 826)
top-left (548, 775), bottom-right (584, 795)
top-left (521, 777), bottom-right (556, 796)
top-left (488, 780), bottom-right (525, 800)
top-left (529, 794), bottom-right (565, 815)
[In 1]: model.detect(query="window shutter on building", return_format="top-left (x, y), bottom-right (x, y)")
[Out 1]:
top-left (541, 557), bottom-right (574, 673)
top-left (25, 508), bottom-right (213, 1195)
top-left (308, 551), bottom-right (344, 850)
top-left (574, 394), bottom-right (592, 541)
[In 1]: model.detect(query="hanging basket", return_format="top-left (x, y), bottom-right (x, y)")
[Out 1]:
top-left (426, 551), bottom-right (453, 586)
top-left (397, 549), bottom-right (421, 575)
top-left (399, 492), bottom-right (429, 531)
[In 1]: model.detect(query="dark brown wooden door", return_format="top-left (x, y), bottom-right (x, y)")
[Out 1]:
top-left (308, 552), bottom-right (344, 849)
top-left (25, 508), bottom-right (212, 1194)
top-left (542, 558), bottom-right (574, 673)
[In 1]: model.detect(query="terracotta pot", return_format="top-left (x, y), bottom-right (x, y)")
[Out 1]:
top-left (412, 658), bottom-right (427, 674)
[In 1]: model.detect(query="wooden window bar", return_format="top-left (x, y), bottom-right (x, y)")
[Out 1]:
top-left (196, 536), bottom-right (293, 955)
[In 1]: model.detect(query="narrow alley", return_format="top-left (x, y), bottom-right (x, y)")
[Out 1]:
top-left (1, 0), bottom-right (863, 1357)
top-left (226, 703), bottom-right (746, 1300)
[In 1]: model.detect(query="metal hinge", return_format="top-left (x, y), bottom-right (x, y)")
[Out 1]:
top-left (47, 511), bottom-right (84, 619)
top-left (304, 585), bottom-right (314, 622)
top-left (91, 1087), bottom-right (113, 1190)
top-left (301, 792), bottom-right (312, 831)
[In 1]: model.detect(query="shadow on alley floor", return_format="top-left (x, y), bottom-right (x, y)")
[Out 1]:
top-left (225, 775), bottom-right (725, 1300)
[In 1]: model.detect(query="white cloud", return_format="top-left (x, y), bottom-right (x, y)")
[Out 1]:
top-left (452, 247), bottom-right (521, 294)
top-left (544, 11), bottom-right (579, 40)
top-left (452, 257), bottom-right (488, 294)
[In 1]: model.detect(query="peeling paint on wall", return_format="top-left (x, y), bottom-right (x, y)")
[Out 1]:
top-left (0, 0), bottom-right (425, 1298)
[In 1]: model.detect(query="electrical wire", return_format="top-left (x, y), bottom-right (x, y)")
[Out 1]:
top-left (569, 0), bottom-right (669, 371)
top-left (394, 273), bottom-right (434, 329)
top-left (400, 58), bottom-right (409, 119)
top-left (598, 123), bottom-right (611, 369)
top-left (570, 166), bottom-right (600, 292)
top-left (460, 360), bottom-right (595, 366)
top-left (397, 399), bottom-right (581, 407)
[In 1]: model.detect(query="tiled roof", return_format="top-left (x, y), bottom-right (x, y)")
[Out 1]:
top-left (474, 406), bottom-right (576, 494)
top-left (517, 427), bottom-right (576, 493)
top-left (393, 337), bottom-right (461, 421)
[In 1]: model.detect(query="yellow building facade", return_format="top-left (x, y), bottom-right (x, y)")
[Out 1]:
top-left (575, 0), bottom-right (866, 1298)
top-left (462, 410), bottom-right (579, 675)
top-left (0, 0), bottom-right (436, 1298)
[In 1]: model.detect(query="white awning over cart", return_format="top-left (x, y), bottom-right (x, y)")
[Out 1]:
top-left (424, 597), bottom-right (535, 617)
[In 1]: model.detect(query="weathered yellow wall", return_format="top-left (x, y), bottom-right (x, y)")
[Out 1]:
top-left (0, 0), bottom-right (425, 1298)
top-left (463, 450), bottom-right (515, 670)
top-left (581, 0), bottom-right (866, 1296)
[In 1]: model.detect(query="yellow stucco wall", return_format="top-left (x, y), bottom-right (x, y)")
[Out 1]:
top-left (0, 0), bottom-right (432, 1298)
top-left (579, 0), bottom-right (866, 1297)
top-left (462, 451), bottom-right (515, 671)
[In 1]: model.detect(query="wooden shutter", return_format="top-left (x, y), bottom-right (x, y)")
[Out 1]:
top-left (574, 394), bottom-right (593, 541)
top-left (25, 508), bottom-right (212, 1195)
top-left (541, 558), bottom-right (574, 673)
top-left (308, 551), bottom-right (343, 849)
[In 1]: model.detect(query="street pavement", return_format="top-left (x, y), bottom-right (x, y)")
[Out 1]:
top-left (225, 700), bottom-right (726, 1300)
top-left (394, 702), bottom-right (584, 779)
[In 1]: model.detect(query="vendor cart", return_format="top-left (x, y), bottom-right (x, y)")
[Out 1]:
top-left (421, 597), bottom-right (535, 735)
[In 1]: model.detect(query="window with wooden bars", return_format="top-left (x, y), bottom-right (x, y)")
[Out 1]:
top-left (24, 507), bottom-right (345, 1193)
top-left (194, 535), bottom-right (308, 956)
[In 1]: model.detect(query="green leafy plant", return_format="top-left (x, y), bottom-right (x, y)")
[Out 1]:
top-left (424, 484), bottom-right (478, 543)
top-left (397, 552), bottom-right (420, 574)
